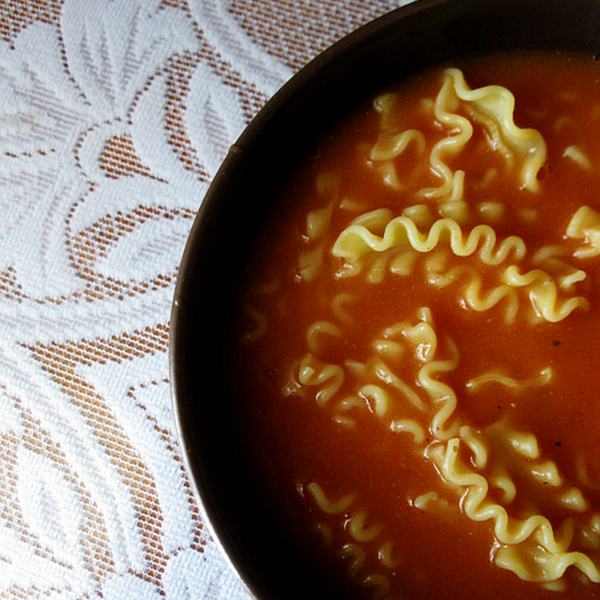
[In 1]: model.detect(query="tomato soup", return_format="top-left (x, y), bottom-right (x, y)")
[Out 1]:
top-left (230, 53), bottom-right (600, 600)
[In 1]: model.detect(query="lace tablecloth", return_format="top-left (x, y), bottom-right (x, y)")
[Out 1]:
top-left (0, 0), bottom-right (410, 597)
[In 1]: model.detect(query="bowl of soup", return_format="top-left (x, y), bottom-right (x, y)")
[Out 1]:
top-left (170, 0), bottom-right (600, 598)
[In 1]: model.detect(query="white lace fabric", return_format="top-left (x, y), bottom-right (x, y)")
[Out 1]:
top-left (0, 0), bottom-right (407, 598)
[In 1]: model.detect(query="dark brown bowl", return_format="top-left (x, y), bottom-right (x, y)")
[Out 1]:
top-left (169, 1), bottom-right (600, 598)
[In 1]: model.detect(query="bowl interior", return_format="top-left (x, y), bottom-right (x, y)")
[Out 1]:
top-left (170, 1), bottom-right (600, 598)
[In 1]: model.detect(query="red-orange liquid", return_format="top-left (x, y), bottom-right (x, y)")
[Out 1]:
top-left (231, 53), bottom-right (600, 599)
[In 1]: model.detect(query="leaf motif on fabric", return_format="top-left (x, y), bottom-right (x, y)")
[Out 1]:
top-left (130, 73), bottom-right (204, 186)
top-left (162, 548), bottom-right (212, 600)
top-left (0, 154), bottom-right (88, 299)
top-left (92, 210), bottom-right (193, 283)
top-left (0, 341), bottom-right (148, 573)
top-left (188, 0), bottom-right (292, 97)
top-left (60, 0), bottom-right (200, 118)
top-left (101, 572), bottom-right (163, 600)
top-left (69, 175), bottom-right (203, 236)
top-left (185, 62), bottom-right (247, 176)
top-left (0, 22), bottom-right (90, 157)
top-left (80, 352), bottom-right (197, 555)
top-left (0, 386), bottom-right (22, 436)
top-left (0, 516), bottom-right (94, 594)
top-left (16, 447), bottom-right (86, 568)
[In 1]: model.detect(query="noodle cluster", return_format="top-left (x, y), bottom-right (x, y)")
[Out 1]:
top-left (239, 66), bottom-right (600, 596)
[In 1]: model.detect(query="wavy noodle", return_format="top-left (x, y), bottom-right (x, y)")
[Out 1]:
top-left (375, 160), bottom-right (403, 190)
top-left (466, 366), bottom-right (553, 392)
top-left (377, 540), bottom-right (400, 569)
top-left (370, 128), bottom-right (426, 161)
top-left (316, 522), bottom-right (334, 546)
top-left (438, 197), bottom-right (471, 224)
top-left (529, 460), bottom-right (563, 487)
top-left (396, 318), bottom-right (438, 362)
top-left (360, 384), bottom-right (393, 418)
top-left (387, 248), bottom-right (420, 276)
top-left (441, 441), bottom-right (570, 549)
top-left (331, 292), bottom-right (357, 324)
top-left (476, 200), bottom-right (504, 222)
top-left (489, 467), bottom-right (517, 505)
top-left (361, 573), bottom-right (391, 600)
top-left (417, 75), bottom-right (472, 201)
top-left (339, 543), bottom-right (367, 576)
top-left (389, 419), bottom-right (426, 443)
top-left (298, 243), bottom-right (325, 282)
top-left (332, 215), bottom-right (526, 267)
top-left (371, 360), bottom-right (426, 411)
top-left (418, 336), bottom-right (461, 440)
top-left (502, 264), bottom-right (589, 321)
top-left (413, 491), bottom-right (449, 511)
top-left (334, 395), bottom-right (364, 428)
top-left (310, 480), bottom-right (399, 598)
top-left (566, 205), bottom-right (600, 258)
top-left (307, 482), bottom-right (356, 514)
top-left (560, 488), bottom-right (589, 512)
top-left (402, 203), bottom-right (435, 228)
top-left (371, 339), bottom-right (405, 363)
top-left (297, 353), bottom-right (345, 406)
top-left (563, 144), bottom-right (592, 170)
top-left (424, 249), bottom-right (475, 287)
top-left (306, 320), bottom-right (343, 355)
top-left (437, 437), bottom-right (600, 582)
top-left (463, 276), bottom-right (520, 323)
top-left (373, 93), bottom-right (400, 131)
top-left (273, 64), bottom-right (600, 593)
top-left (307, 202), bottom-right (334, 241)
top-left (443, 68), bottom-right (547, 192)
top-left (532, 245), bottom-right (587, 290)
top-left (505, 428), bottom-right (540, 459)
top-left (459, 426), bottom-right (489, 470)
top-left (348, 511), bottom-right (383, 542)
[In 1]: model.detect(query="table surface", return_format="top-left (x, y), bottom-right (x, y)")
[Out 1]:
top-left (0, 0), bottom-right (410, 597)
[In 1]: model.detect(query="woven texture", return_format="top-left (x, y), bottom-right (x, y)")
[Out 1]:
top-left (0, 0), bottom-right (409, 597)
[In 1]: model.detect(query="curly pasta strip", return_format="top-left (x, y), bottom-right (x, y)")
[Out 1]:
top-left (467, 366), bottom-right (553, 392)
top-left (297, 353), bottom-right (345, 406)
top-left (439, 438), bottom-right (600, 582)
top-left (339, 543), bottom-right (367, 576)
top-left (418, 74), bottom-right (473, 201)
top-left (445, 68), bottom-right (547, 192)
top-left (306, 321), bottom-right (343, 355)
top-left (531, 245), bottom-right (587, 290)
top-left (307, 482), bottom-right (356, 514)
top-left (566, 205), bottom-right (600, 258)
top-left (372, 360), bottom-right (426, 411)
top-left (348, 511), bottom-right (383, 542)
top-left (389, 419), bottom-right (425, 443)
top-left (495, 541), bottom-right (600, 584)
top-left (503, 265), bottom-right (589, 322)
top-left (333, 215), bottom-right (526, 267)
top-left (360, 384), bottom-right (393, 418)
top-left (464, 276), bottom-right (520, 323)
top-left (370, 128), bottom-right (426, 161)
top-left (459, 426), bottom-right (489, 470)
top-left (377, 540), bottom-right (400, 569)
top-left (489, 467), bottom-right (517, 505)
top-left (417, 337), bottom-right (460, 440)
top-left (361, 573), bottom-right (391, 600)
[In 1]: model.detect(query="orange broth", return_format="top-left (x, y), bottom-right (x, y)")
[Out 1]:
top-left (230, 53), bottom-right (600, 599)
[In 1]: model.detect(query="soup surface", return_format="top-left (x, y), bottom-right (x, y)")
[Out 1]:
top-left (230, 53), bottom-right (600, 599)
